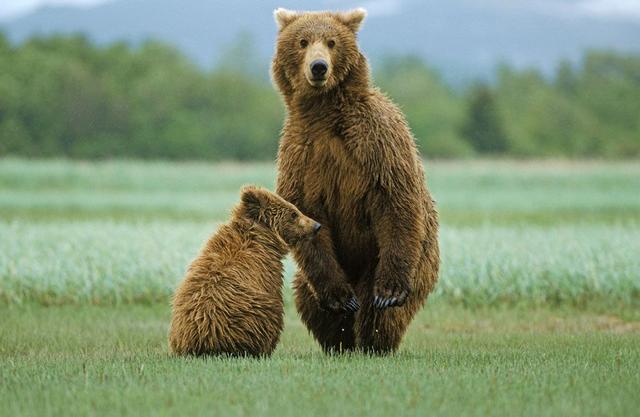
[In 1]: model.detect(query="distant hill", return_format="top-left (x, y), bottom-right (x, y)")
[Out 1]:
top-left (3, 0), bottom-right (640, 84)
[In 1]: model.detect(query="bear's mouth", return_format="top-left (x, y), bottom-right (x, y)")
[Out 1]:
top-left (307, 77), bottom-right (328, 87)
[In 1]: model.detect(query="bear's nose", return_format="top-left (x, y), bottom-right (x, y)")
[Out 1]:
top-left (310, 60), bottom-right (328, 78)
top-left (312, 222), bottom-right (322, 234)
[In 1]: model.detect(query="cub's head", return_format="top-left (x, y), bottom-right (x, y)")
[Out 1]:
top-left (238, 186), bottom-right (321, 246)
top-left (272, 8), bottom-right (367, 97)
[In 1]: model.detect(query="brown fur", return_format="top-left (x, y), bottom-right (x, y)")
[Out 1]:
top-left (272, 9), bottom-right (440, 354)
top-left (168, 186), bottom-right (320, 357)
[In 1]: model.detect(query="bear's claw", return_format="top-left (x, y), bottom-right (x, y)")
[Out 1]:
top-left (322, 296), bottom-right (359, 312)
top-left (345, 297), bottom-right (360, 312)
top-left (374, 294), bottom-right (405, 309)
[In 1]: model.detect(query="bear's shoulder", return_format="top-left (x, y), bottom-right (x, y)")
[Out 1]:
top-left (343, 90), bottom-right (414, 152)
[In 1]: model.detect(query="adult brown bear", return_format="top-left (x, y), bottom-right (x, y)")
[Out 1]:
top-left (272, 8), bottom-right (440, 354)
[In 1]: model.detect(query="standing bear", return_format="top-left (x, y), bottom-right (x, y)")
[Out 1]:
top-left (272, 8), bottom-right (440, 354)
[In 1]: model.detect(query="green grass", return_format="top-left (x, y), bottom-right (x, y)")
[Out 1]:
top-left (2, 158), bottom-right (639, 416)
top-left (1, 302), bottom-right (639, 417)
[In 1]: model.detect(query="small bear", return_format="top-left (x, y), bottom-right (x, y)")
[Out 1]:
top-left (168, 186), bottom-right (323, 357)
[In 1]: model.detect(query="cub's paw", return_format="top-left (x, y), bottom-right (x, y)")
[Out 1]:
top-left (318, 284), bottom-right (360, 313)
top-left (373, 277), bottom-right (410, 309)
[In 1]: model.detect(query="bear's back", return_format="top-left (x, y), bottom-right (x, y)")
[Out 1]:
top-left (168, 222), bottom-right (286, 356)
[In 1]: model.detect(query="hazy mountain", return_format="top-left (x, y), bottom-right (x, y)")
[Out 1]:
top-left (2, 0), bottom-right (640, 83)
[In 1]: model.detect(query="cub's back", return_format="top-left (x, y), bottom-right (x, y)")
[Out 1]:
top-left (168, 222), bottom-right (286, 356)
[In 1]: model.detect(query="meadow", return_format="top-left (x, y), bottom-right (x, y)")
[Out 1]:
top-left (1, 158), bottom-right (639, 416)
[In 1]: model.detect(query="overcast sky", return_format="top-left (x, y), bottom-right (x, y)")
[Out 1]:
top-left (0, 0), bottom-right (108, 20)
top-left (1, 0), bottom-right (640, 20)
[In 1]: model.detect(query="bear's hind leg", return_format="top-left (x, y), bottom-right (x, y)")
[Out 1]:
top-left (354, 246), bottom-right (435, 354)
top-left (293, 271), bottom-right (356, 354)
top-left (354, 303), bottom-right (415, 354)
top-left (354, 281), bottom-right (421, 354)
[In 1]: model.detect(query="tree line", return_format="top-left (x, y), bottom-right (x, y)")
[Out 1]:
top-left (0, 33), bottom-right (638, 159)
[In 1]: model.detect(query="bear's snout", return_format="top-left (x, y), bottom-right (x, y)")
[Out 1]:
top-left (310, 60), bottom-right (328, 79)
top-left (303, 42), bottom-right (332, 87)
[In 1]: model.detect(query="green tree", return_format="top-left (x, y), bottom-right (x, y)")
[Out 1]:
top-left (0, 33), bottom-right (639, 160)
top-left (461, 83), bottom-right (508, 154)
top-left (574, 51), bottom-right (640, 157)
top-left (377, 56), bottom-right (471, 157)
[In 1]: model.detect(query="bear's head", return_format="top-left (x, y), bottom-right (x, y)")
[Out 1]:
top-left (238, 185), bottom-right (321, 246)
top-left (272, 8), bottom-right (367, 99)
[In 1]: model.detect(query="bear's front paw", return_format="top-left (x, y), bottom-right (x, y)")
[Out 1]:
top-left (373, 277), bottom-right (410, 309)
top-left (317, 283), bottom-right (360, 313)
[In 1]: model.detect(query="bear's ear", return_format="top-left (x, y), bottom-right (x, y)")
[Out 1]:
top-left (274, 8), bottom-right (299, 31)
top-left (337, 8), bottom-right (367, 33)
top-left (240, 185), bottom-right (264, 221)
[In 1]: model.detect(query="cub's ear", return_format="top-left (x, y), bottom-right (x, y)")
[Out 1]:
top-left (274, 8), bottom-right (299, 31)
top-left (240, 186), bottom-right (263, 220)
top-left (337, 8), bottom-right (367, 33)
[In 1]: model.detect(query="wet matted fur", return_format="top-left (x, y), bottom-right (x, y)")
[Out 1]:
top-left (272, 9), bottom-right (440, 354)
top-left (168, 186), bottom-right (320, 357)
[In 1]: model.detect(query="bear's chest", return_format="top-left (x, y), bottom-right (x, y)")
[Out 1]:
top-left (302, 133), bottom-right (367, 205)
top-left (300, 134), bottom-right (375, 261)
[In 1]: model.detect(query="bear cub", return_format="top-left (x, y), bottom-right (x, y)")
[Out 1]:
top-left (169, 186), bottom-right (322, 357)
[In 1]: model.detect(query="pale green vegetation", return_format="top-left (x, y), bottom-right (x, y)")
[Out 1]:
top-left (1, 159), bottom-right (639, 306)
top-left (1, 221), bottom-right (639, 306)
top-left (1, 159), bottom-right (639, 416)
top-left (0, 158), bottom-right (639, 224)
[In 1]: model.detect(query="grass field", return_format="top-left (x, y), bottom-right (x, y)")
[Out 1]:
top-left (2, 303), bottom-right (639, 417)
top-left (1, 158), bottom-right (639, 416)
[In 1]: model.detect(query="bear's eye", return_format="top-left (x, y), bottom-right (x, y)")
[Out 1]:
top-left (300, 39), bottom-right (308, 48)
top-left (290, 212), bottom-right (298, 220)
top-left (327, 40), bottom-right (336, 49)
